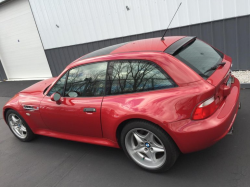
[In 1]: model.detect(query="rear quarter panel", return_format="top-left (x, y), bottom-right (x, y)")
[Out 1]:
top-left (101, 80), bottom-right (215, 143)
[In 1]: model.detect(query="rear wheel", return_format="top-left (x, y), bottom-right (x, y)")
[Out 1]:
top-left (120, 120), bottom-right (179, 172)
top-left (6, 110), bottom-right (35, 142)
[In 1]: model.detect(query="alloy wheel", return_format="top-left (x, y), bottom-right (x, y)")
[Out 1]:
top-left (125, 128), bottom-right (166, 169)
top-left (8, 113), bottom-right (27, 139)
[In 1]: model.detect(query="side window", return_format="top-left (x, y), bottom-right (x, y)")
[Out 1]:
top-left (47, 73), bottom-right (67, 96)
top-left (107, 60), bottom-right (176, 95)
top-left (65, 62), bottom-right (107, 97)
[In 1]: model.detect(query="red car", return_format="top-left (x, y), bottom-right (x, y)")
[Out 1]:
top-left (3, 36), bottom-right (240, 172)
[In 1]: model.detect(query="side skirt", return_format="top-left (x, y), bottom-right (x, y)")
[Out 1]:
top-left (35, 129), bottom-right (120, 148)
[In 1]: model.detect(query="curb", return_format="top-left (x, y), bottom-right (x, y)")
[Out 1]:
top-left (241, 83), bottom-right (250, 89)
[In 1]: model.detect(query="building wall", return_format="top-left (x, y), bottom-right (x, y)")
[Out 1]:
top-left (28, 0), bottom-right (250, 77)
top-left (29, 0), bottom-right (250, 50)
top-left (45, 15), bottom-right (250, 76)
top-left (0, 0), bottom-right (249, 80)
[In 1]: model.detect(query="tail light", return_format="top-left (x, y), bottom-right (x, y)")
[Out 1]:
top-left (192, 97), bottom-right (218, 120)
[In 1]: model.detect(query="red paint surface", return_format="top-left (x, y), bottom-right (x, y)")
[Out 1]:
top-left (2, 37), bottom-right (240, 153)
top-left (39, 96), bottom-right (103, 138)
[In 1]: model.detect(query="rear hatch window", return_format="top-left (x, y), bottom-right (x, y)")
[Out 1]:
top-left (174, 39), bottom-right (223, 79)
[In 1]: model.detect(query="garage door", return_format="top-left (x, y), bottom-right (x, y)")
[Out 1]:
top-left (0, 0), bottom-right (52, 80)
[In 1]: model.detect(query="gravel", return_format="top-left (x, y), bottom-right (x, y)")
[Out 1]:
top-left (232, 70), bottom-right (250, 84)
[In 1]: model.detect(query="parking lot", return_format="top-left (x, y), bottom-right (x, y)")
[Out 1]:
top-left (0, 81), bottom-right (250, 187)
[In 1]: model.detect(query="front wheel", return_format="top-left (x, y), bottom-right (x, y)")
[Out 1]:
top-left (120, 120), bottom-right (179, 172)
top-left (6, 110), bottom-right (36, 142)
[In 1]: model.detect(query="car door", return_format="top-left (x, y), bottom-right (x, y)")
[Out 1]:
top-left (40, 62), bottom-right (108, 138)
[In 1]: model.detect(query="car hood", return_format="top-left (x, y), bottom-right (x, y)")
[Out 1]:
top-left (19, 77), bottom-right (57, 96)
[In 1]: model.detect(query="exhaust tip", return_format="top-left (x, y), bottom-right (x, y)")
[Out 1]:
top-left (239, 102), bottom-right (241, 109)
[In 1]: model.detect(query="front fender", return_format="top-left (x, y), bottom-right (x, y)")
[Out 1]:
top-left (2, 93), bottom-right (22, 124)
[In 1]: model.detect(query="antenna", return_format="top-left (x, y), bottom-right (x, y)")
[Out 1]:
top-left (161, 2), bottom-right (182, 41)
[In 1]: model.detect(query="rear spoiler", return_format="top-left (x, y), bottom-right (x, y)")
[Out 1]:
top-left (164, 36), bottom-right (197, 55)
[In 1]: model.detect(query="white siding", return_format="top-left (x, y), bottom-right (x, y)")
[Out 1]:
top-left (29, 0), bottom-right (250, 50)
top-left (0, 0), bottom-right (52, 80)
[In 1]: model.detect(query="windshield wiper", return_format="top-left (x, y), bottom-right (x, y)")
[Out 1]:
top-left (204, 62), bottom-right (226, 74)
top-left (198, 74), bottom-right (209, 78)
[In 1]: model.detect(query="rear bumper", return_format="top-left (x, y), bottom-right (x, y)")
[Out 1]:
top-left (168, 77), bottom-right (240, 153)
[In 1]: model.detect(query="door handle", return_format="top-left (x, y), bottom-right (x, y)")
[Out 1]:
top-left (83, 108), bottom-right (96, 112)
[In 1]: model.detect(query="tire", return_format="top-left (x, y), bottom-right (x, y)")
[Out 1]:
top-left (120, 120), bottom-right (179, 172)
top-left (6, 109), bottom-right (36, 142)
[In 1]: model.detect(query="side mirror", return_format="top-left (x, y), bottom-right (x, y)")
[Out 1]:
top-left (51, 92), bottom-right (61, 102)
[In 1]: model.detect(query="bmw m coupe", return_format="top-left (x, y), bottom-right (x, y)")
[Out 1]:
top-left (3, 36), bottom-right (240, 172)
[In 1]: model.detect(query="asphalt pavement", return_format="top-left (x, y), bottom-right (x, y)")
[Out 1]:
top-left (0, 81), bottom-right (250, 187)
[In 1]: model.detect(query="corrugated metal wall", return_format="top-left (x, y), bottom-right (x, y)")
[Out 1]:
top-left (45, 15), bottom-right (250, 77)
top-left (29, 0), bottom-right (250, 50)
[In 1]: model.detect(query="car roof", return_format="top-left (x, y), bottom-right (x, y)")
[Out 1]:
top-left (74, 36), bottom-right (185, 63)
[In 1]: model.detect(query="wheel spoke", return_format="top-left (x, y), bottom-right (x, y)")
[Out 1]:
top-left (14, 126), bottom-right (19, 131)
top-left (134, 146), bottom-right (145, 152)
top-left (150, 136), bottom-right (164, 149)
top-left (133, 132), bottom-right (144, 144)
top-left (145, 150), bottom-right (156, 163)
top-left (153, 142), bottom-right (164, 148)
top-left (20, 126), bottom-right (27, 132)
top-left (9, 121), bottom-right (15, 127)
top-left (14, 126), bottom-right (21, 135)
top-left (144, 132), bottom-right (154, 142)
top-left (151, 147), bottom-right (164, 153)
top-left (11, 116), bottom-right (19, 123)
